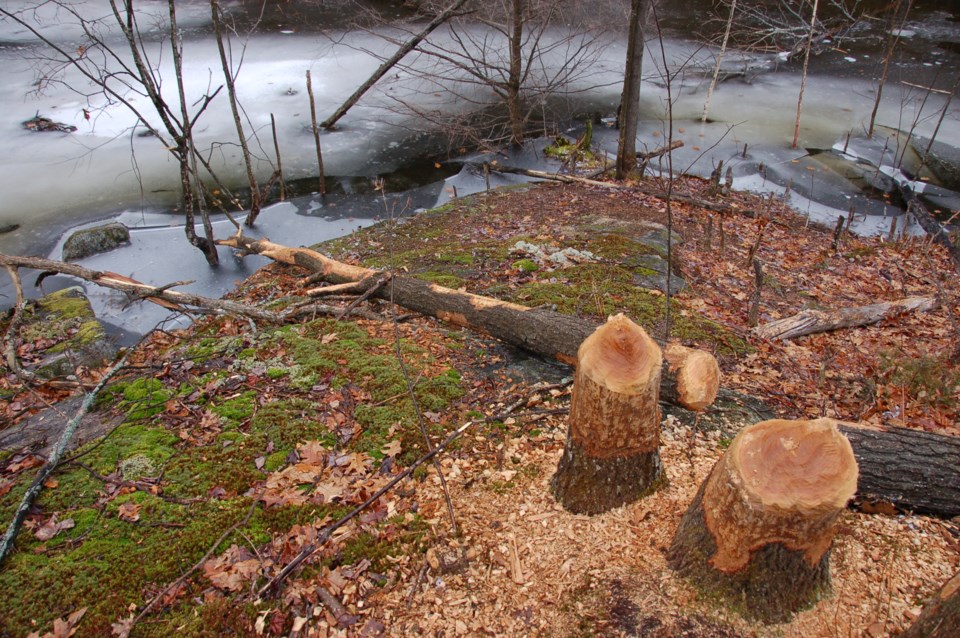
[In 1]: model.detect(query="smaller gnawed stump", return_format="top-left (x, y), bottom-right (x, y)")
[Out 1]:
top-left (668, 418), bottom-right (858, 623)
top-left (551, 314), bottom-right (664, 515)
top-left (901, 570), bottom-right (960, 638)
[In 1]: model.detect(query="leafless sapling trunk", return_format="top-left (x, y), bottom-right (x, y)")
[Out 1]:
top-left (616, 0), bottom-right (651, 179)
top-left (211, 0), bottom-right (262, 226)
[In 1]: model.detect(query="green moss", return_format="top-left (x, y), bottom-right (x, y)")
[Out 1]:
top-left (0, 496), bottom-right (264, 636)
top-left (35, 288), bottom-right (92, 321)
top-left (510, 263), bottom-right (748, 355)
top-left (417, 272), bottom-right (466, 288)
top-left (209, 391), bottom-right (257, 423)
top-left (512, 258), bottom-right (539, 272)
top-left (118, 378), bottom-right (172, 420)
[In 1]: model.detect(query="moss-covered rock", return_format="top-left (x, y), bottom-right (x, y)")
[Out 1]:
top-left (18, 287), bottom-right (113, 378)
top-left (62, 222), bottom-right (130, 261)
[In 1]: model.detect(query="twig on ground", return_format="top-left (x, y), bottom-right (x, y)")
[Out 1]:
top-left (0, 346), bottom-right (134, 566)
top-left (257, 419), bottom-right (478, 596)
top-left (389, 276), bottom-right (458, 536)
top-left (119, 494), bottom-right (262, 635)
top-left (339, 274), bottom-right (391, 320)
top-left (2, 265), bottom-right (38, 384)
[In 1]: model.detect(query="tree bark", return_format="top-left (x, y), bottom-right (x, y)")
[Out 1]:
top-left (551, 314), bottom-right (664, 514)
top-left (838, 421), bottom-right (960, 518)
top-left (669, 418), bottom-right (858, 623)
top-left (217, 235), bottom-right (719, 410)
top-left (753, 296), bottom-right (937, 340)
top-left (211, 0), bottom-right (261, 226)
top-left (616, 0), bottom-right (648, 179)
top-left (901, 571), bottom-right (960, 638)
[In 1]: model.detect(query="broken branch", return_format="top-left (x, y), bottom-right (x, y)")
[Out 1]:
top-left (753, 296), bottom-right (937, 340)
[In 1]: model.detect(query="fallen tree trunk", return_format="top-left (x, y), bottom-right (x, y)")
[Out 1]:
top-left (838, 421), bottom-right (960, 518)
top-left (754, 296), bottom-right (938, 340)
top-left (0, 254), bottom-right (281, 322)
top-left (551, 315), bottom-right (665, 514)
top-left (217, 235), bottom-right (720, 410)
top-left (669, 418), bottom-right (858, 623)
top-left (902, 184), bottom-right (960, 270)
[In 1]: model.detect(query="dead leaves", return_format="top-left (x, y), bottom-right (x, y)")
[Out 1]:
top-left (32, 514), bottom-right (75, 541)
top-left (202, 544), bottom-right (265, 592)
top-left (259, 441), bottom-right (389, 509)
top-left (117, 502), bottom-right (142, 523)
top-left (26, 607), bottom-right (87, 638)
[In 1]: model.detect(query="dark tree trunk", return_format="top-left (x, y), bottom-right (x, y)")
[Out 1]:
top-left (901, 571), bottom-right (960, 638)
top-left (616, 0), bottom-right (648, 179)
top-left (838, 422), bottom-right (960, 518)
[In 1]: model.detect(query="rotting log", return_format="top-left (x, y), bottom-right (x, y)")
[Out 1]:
top-left (668, 418), bottom-right (858, 623)
top-left (217, 235), bottom-right (719, 410)
top-left (551, 314), bottom-right (665, 514)
top-left (754, 296), bottom-right (938, 340)
top-left (838, 421), bottom-right (960, 518)
top-left (901, 571), bottom-right (960, 638)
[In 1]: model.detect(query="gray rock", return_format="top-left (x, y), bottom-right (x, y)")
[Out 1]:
top-left (63, 222), bottom-right (130, 261)
top-left (631, 253), bottom-right (687, 294)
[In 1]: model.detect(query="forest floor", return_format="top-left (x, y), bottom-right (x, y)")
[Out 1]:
top-left (1, 178), bottom-right (959, 637)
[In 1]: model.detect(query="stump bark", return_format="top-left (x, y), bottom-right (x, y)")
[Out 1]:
top-left (668, 418), bottom-right (858, 622)
top-left (901, 571), bottom-right (960, 638)
top-left (551, 314), bottom-right (665, 515)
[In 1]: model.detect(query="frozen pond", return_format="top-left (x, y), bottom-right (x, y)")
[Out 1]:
top-left (1, 0), bottom-right (959, 332)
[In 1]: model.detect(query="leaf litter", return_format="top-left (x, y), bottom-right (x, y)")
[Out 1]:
top-left (1, 178), bottom-right (958, 636)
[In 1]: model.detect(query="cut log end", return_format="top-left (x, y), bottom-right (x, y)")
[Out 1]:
top-left (669, 418), bottom-right (858, 623)
top-left (663, 343), bottom-right (721, 411)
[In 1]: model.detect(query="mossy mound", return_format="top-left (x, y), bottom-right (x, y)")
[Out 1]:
top-left (0, 308), bottom-right (469, 635)
top-left (14, 287), bottom-right (114, 378)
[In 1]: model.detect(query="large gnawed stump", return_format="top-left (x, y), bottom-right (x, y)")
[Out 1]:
top-left (551, 314), bottom-right (665, 515)
top-left (668, 418), bottom-right (858, 622)
top-left (901, 571), bottom-right (960, 638)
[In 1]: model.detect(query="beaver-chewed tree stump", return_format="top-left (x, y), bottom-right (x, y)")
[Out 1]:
top-left (668, 418), bottom-right (858, 623)
top-left (901, 570), bottom-right (960, 638)
top-left (550, 314), bottom-right (664, 515)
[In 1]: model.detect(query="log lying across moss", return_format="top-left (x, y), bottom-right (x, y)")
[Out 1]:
top-left (551, 315), bottom-right (665, 514)
top-left (218, 235), bottom-right (720, 410)
top-left (669, 418), bottom-right (858, 623)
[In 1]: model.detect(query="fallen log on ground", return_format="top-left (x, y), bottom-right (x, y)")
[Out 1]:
top-left (901, 184), bottom-right (960, 270)
top-left (551, 315), bottom-right (665, 514)
top-left (217, 235), bottom-right (720, 410)
top-left (669, 418), bottom-right (858, 623)
top-left (754, 296), bottom-right (938, 340)
top-left (837, 421), bottom-right (960, 518)
top-left (0, 253), bottom-right (280, 323)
